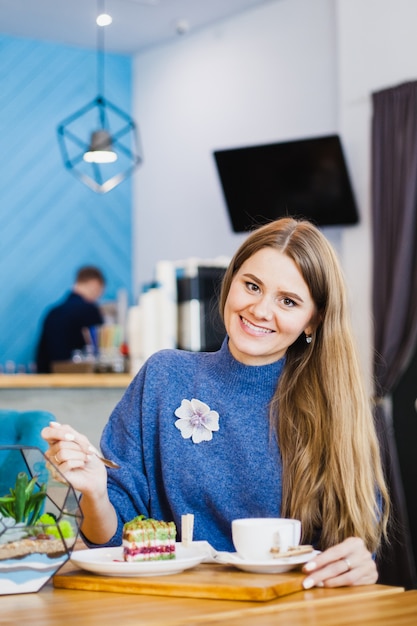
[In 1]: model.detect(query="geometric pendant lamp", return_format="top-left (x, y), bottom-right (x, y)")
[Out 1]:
top-left (56, 1), bottom-right (143, 193)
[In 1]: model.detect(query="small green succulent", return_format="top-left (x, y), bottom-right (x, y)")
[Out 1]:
top-left (0, 472), bottom-right (46, 525)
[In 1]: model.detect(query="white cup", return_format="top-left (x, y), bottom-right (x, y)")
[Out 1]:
top-left (231, 517), bottom-right (301, 561)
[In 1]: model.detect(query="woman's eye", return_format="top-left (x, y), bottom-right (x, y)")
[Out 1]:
top-left (245, 281), bottom-right (260, 293)
top-left (282, 297), bottom-right (296, 307)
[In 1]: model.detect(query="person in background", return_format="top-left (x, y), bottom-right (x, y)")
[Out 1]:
top-left (36, 266), bottom-right (105, 373)
top-left (42, 218), bottom-right (390, 588)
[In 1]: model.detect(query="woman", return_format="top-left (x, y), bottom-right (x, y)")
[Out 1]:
top-left (42, 217), bottom-right (389, 589)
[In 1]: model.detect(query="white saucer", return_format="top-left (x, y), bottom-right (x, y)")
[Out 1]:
top-left (214, 549), bottom-right (320, 574)
top-left (70, 544), bottom-right (204, 577)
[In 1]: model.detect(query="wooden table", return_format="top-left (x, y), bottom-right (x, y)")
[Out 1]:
top-left (0, 578), bottom-right (411, 626)
top-left (196, 589), bottom-right (417, 626)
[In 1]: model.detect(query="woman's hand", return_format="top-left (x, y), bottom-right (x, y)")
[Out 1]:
top-left (301, 537), bottom-right (378, 588)
top-left (41, 421), bottom-right (107, 496)
top-left (42, 421), bottom-right (119, 544)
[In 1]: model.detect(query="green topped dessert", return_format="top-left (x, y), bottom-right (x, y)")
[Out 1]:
top-left (122, 515), bottom-right (176, 561)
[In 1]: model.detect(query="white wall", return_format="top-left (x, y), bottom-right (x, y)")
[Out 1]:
top-left (132, 0), bottom-right (417, 386)
top-left (132, 0), bottom-right (338, 290)
top-left (337, 0), bottom-right (417, 384)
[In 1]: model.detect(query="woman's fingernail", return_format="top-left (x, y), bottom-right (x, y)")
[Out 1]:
top-left (303, 560), bottom-right (317, 572)
top-left (50, 421), bottom-right (61, 427)
top-left (303, 577), bottom-right (315, 589)
top-left (88, 445), bottom-right (98, 454)
top-left (64, 433), bottom-right (75, 441)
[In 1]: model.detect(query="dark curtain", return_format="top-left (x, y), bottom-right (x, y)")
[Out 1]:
top-left (372, 81), bottom-right (417, 589)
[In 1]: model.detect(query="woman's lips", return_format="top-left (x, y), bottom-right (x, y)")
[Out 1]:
top-left (240, 316), bottom-right (274, 334)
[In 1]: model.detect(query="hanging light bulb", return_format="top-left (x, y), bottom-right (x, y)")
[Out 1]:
top-left (83, 130), bottom-right (117, 163)
top-left (83, 4), bottom-right (116, 164)
top-left (56, 0), bottom-right (143, 193)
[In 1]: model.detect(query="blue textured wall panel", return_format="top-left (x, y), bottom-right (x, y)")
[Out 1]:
top-left (0, 35), bottom-right (134, 371)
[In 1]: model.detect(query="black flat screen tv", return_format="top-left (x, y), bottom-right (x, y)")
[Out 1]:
top-left (213, 134), bottom-right (359, 231)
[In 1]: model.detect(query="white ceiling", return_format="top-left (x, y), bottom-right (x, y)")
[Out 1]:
top-left (0, 0), bottom-right (277, 55)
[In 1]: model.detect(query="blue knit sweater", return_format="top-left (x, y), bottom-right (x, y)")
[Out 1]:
top-left (96, 338), bottom-right (285, 551)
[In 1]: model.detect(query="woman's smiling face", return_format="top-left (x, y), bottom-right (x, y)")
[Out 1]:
top-left (223, 247), bottom-right (318, 366)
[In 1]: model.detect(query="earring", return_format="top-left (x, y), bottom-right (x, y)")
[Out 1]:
top-left (305, 334), bottom-right (312, 344)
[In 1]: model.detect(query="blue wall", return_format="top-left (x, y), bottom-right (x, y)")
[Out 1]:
top-left (0, 34), bottom-right (133, 371)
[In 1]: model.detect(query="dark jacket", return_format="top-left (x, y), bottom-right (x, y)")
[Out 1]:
top-left (36, 291), bottom-right (103, 373)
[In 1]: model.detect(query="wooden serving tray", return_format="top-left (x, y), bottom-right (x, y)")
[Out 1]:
top-left (53, 562), bottom-right (305, 602)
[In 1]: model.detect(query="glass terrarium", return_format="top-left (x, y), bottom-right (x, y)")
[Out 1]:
top-left (0, 445), bottom-right (82, 595)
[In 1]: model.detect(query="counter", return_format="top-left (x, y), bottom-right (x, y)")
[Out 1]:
top-left (0, 374), bottom-right (133, 447)
top-left (0, 373), bottom-right (132, 388)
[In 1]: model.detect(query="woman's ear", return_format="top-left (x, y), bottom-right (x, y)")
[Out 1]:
top-left (304, 323), bottom-right (317, 337)
top-left (304, 312), bottom-right (323, 340)
top-left (305, 310), bottom-right (323, 336)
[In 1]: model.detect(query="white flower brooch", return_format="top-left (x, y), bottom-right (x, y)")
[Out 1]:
top-left (174, 398), bottom-right (220, 444)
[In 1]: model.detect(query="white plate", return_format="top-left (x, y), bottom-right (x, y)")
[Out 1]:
top-left (70, 544), bottom-right (205, 577)
top-left (214, 549), bottom-right (320, 574)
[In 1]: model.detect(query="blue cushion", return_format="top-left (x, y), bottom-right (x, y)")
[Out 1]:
top-left (0, 410), bottom-right (53, 449)
top-left (0, 410), bottom-right (55, 497)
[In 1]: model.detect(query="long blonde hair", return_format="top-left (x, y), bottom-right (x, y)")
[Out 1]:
top-left (219, 218), bottom-right (389, 553)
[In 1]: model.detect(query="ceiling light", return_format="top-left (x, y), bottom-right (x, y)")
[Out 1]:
top-left (56, 0), bottom-right (142, 193)
top-left (96, 13), bottom-right (112, 27)
top-left (83, 130), bottom-right (117, 163)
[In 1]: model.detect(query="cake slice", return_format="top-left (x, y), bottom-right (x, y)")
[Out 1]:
top-left (122, 515), bottom-right (176, 562)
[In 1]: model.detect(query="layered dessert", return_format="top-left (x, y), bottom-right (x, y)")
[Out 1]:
top-left (122, 515), bottom-right (176, 562)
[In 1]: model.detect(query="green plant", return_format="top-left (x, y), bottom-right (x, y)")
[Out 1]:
top-left (37, 513), bottom-right (74, 539)
top-left (0, 472), bottom-right (46, 525)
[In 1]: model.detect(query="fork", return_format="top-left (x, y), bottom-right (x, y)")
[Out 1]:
top-left (89, 446), bottom-right (121, 469)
